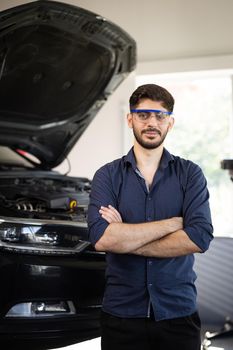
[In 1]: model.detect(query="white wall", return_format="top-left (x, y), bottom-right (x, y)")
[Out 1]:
top-left (137, 54), bottom-right (233, 76)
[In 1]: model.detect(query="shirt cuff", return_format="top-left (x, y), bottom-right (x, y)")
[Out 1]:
top-left (183, 225), bottom-right (213, 252)
top-left (88, 220), bottom-right (109, 246)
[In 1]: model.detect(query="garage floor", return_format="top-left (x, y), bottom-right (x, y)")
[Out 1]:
top-left (55, 335), bottom-right (233, 350)
top-left (52, 322), bottom-right (233, 350)
top-left (54, 337), bottom-right (101, 349)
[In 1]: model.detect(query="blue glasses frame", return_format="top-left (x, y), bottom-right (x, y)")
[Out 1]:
top-left (130, 109), bottom-right (173, 115)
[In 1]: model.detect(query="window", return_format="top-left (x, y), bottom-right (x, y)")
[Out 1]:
top-left (136, 71), bottom-right (233, 236)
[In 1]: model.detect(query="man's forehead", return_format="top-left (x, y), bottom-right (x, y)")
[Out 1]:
top-left (136, 98), bottom-right (166, 109)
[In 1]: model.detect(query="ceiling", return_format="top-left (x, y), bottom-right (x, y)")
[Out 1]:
top-left (1, 0), bottom-right (233, 63)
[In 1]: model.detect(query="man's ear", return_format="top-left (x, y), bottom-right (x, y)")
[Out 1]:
top-left (127, 113), bottom-right (133, 128)
top-left (168, 117), bottom-right (175, 131)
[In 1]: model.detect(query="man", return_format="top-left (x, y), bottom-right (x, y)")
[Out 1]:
top-left (88, 84), bottom-right (213, 350)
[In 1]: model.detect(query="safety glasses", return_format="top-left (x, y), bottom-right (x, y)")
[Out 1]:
top-left (130, 109), bottom-right (173, 124)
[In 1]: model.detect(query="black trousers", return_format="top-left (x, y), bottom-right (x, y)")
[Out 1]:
top-left (101, 310), bottom-right (201, 350)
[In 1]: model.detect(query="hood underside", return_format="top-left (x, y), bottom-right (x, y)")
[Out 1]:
top-left (0, 0), bottom-right (136, 169)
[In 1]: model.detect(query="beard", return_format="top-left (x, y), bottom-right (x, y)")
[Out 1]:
top-left (132, 125), bottom-right (169, 150)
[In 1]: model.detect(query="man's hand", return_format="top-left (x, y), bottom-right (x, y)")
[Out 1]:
top-left (99, 205), bottom-right (122, 223)
top-left (168, 217), bottom-right (183, 232)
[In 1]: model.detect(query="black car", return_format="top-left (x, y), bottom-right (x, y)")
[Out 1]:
top-left (0, 1), bottom-right (136, 348)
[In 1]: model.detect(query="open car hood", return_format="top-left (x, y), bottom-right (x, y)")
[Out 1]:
top-left (0, 0), bottom-right (136, 169)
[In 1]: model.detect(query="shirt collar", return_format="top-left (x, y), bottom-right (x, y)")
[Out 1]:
top-left (160, 148), bottom-right (174, 170)
top-left (124, 147), bottom-right (174, 171)
top-left (124, 147), bottom-right (137, 170)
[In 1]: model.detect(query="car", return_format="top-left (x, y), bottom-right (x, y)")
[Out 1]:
top-left (0, 1), bottom-right (136, 349)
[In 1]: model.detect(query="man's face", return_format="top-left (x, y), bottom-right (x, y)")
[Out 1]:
top-left (127, 98), bottom-right (174, 150)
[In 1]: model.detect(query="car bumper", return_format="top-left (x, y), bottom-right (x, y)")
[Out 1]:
top-left (0, 250), bottom-right (106, 349)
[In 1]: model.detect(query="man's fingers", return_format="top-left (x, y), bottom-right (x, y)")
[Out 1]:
top-left (108, 205), bottom-right (122, 221)
top-left (100, 207), bottom-right (116, 218)
top-left (99, 208), bottom-right (118, 222)
top-left (100, 213), bottom-right (112, 223)
top-left (99, 206), bottom-right (122, 223)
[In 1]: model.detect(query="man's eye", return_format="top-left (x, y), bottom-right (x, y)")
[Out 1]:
top-left (138, 112), bottom-right (149, 120)
top-left (156, 112), bottom-right (166, 120)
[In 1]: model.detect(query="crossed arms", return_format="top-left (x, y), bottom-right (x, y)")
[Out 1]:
top-left (95, 205), bottom-right (202, 257)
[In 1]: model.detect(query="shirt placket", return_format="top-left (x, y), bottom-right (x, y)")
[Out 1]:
top-left (145, 189), bottom-right (154, 317)
top-left (135, 168), bottom-right (162, 319)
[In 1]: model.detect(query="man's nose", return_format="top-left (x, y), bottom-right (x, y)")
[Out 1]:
top-left (147, 113), bottom-right (159, 125)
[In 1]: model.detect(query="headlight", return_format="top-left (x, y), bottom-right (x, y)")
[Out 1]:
top-left (0, 217), bottom-right (90, 256)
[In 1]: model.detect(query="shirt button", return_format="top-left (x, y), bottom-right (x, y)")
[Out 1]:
top-left (147, 216), bottom-right (151, 221)
top-left (148, 197), bottom-right (152, 201)
top-left (148, 261), bottom-right (152, 265)
top-left (148, 283), bottom-right (153, 288)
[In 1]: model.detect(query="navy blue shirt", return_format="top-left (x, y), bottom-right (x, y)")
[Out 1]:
top-left (88, 148), bottom-right (213, 321)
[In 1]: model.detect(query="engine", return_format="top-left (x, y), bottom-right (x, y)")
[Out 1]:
top-left (0, 174), bottom-right (91, 222)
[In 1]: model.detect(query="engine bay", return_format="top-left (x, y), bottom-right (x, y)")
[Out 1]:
top-left (0, 172), bottom-right (91, 222)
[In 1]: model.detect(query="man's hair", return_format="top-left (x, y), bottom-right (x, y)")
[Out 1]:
top-left (129, 84), bottom-right (175, 112)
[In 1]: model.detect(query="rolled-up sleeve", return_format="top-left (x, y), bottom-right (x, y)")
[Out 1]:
top-left (87, 165), bottom-right (117, 246)
top-left (183, 163), bottom-right (214, 252)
